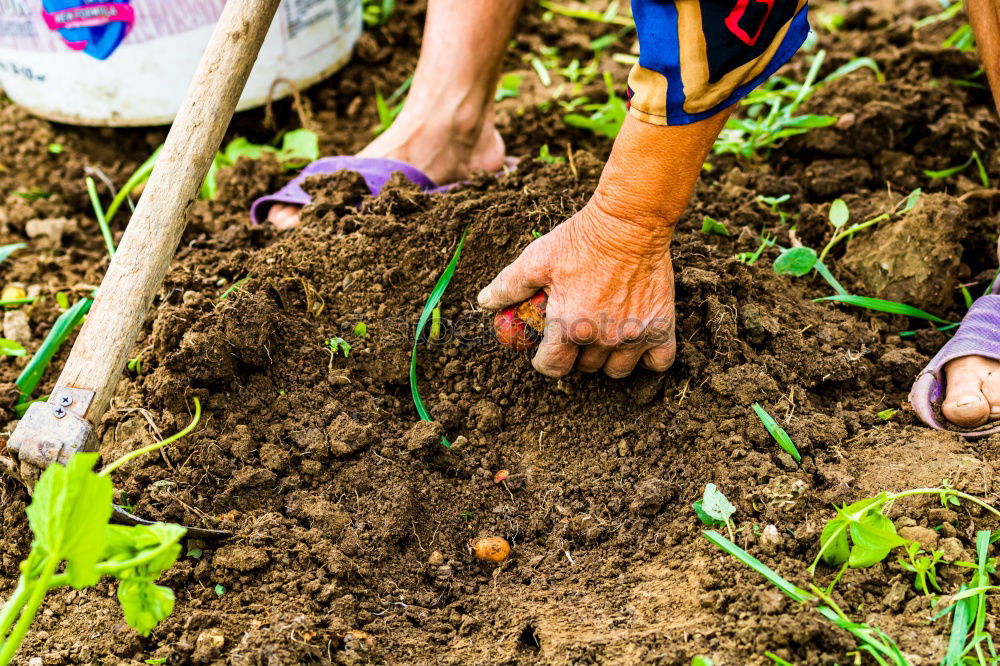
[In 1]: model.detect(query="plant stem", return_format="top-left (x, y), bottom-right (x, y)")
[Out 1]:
top-left (100, 398), bottom-right (200, 476)
top-left (85, 177), bottom-right (116, 258)
top-left (0, 555), bottom-right (58, 666)
top-left (0, 577), bottom-right (27, 642)
top-left (890, 488), bottom-right (1000, 520)
top-left (818, 213), bottom-right (889, 262)
top-left (104, 147), bottom-right (160, 224)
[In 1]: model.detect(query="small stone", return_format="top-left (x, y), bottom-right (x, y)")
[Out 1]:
top-left (759, 524), bottom-right (783, 555)
top-left (3, 310), bottom-right (30, 344)
top-left (192, 627), bottom-right (226, 662)
top-left (28, 658), bottom-right (42, 666)
top-left (836, 112), bottom-right (856, 130)
top-left (940, 537), bottom-right (967, 562)
top-left (617, 439), bottom-right (630, 457)
top-left (428, 550), bottom-right (444, 566)
top-left (25, 217), bottom-right (72, 247)
top-left (470, 400), bottom-right (502, 433)
top-left (1, 285), bottom-right (26, 301)
top-left (899, 526), bottom-right (939, 551)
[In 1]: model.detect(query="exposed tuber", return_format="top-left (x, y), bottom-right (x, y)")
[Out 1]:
top-left (473, 536), bottom-right (511, 563)
top-left (493, 290), bottom-right (547, 352)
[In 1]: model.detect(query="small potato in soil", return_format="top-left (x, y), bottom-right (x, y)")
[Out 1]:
top-left (493, 291), bottom-right (547, 352)
top-left (473, 536), bottom-right (511, 563)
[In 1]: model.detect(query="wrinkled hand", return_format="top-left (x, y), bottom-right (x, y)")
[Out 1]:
top-left (477, 198), bottom-right (676, 378)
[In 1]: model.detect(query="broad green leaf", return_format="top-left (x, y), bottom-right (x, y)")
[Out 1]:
top-left (0, 242), bottom-right (27, 264)
top-left (693, 498), bottom-right (724, 527)
top-left (199, 152), bottom-right (229, 200)
top-left (828, 198), bottom-right (849, 228)
top-left (223, 137), bottom-right (275, 163)
top-left (25, 453), bottom-right (113, 588)
top-left (848, 511), bottom-right (905, 568)
top-left (700, 483), bottom-right (736, 523)
top-left (818, 518), bottom-right (850, 565)
top-left (773, 247), bottom-right (817, 278)
top-left (118, 580), bottom-right (175, 636)
top-left (0, 337), bottom-right (26, 357)
top-left (701, 216), bottom-right (730, 237)
top-left (815, 294), bottom-right (952, 324)
top-left (277, 129), bottom-right (320, 170)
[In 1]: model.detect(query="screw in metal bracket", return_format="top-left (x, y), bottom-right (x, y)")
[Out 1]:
top-left (58, 395), bottom-right (72, 407)
top-left (53, 406), bottom-right (66, 419)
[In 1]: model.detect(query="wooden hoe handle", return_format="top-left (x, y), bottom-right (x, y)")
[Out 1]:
top-left (7, 0), bottom-right (281, 470)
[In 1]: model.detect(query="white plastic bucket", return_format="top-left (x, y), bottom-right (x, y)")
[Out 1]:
top-left (0, 0), bottom-right (360, 126)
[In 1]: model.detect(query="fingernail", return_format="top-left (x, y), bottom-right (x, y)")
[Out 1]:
top-left (477, 289), bottom-right (490, 307)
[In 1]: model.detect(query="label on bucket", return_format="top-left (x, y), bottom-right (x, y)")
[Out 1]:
top-left (0, 0), bottom-right (360, 124)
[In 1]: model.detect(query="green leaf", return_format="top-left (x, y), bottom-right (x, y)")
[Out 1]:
top-left (214, 584), bottom-right (225, 596)
top-left (0, 338), bottom-right (26, 357)
top-left (277, 129), bottom-right (320, 170)
top-left (828, 198), bottom-right (850, 228)
top-left (900, 188), bottom-right (922, 214)
top-left (691, 658), bottom-right (714, 666)
top-left (199, 152), bottom-right (229, 200)
top-left (701, 216), bottom-right (731, 237)
top-left (16, 296), bottom-right (93, 403)
top-left (815, 294), bottom-right (952, 324)
top-left (773, 247), bottom-right (817, 278)
top-left (118, 581), bottom-right (175, 636)
top-left (848, 511), bottom-right (906, 568)
top-left (0, 242), bottom-right (26, 264)
top-left (751, 403), bottom-right (801, 463)
top-left (26, 453), bottom-right (113, 588)
top-left (703, 530), bottom-right (813, 603)
top-left (818, 519), bottom-right (850, 566)
top-left (223, 137), bottom-right (274, 163)
top-left (877, 408), bottom-right (897, 420)
top-left (353, 322), bottom-right (368, 338)
top-left (693, 498), bottom-right (724, 527)
top-left (699, 483), bottom-right (736, 523)
top-left (410, 229), bottom-right (468, 448)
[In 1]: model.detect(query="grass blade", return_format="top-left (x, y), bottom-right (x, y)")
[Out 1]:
top-left (15, 297), bottom-right (93, 404)
top-left (105, 146), bottom-right (162, 224)
top-left (410, 230), bottom-right (468, 448)
top-left (815, 295), bottom-right (952, 324)
top-left (752, 403), bottom-right (801, 463)
top-left (703, 530), bottom-right (812, 602)
top-left (0, 243), bottom-right (26, 265)
top-left (85, 177), bottom-right (116, 258)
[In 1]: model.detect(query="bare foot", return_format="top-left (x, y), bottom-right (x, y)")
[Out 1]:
top-left (265, 110), bottom-right (506, 230)
top-left (942, 355), bottom-right (1000, 427)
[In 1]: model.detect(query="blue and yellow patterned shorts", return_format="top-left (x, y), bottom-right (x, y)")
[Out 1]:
top-left (627, 0), bottom-right (810, 125)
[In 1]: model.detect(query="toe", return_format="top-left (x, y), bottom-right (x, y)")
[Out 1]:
top-left (981, 368), bottom-right (1000, 420)
top-left (267, 204), bottom-right (302, 231)
top-left (942, 357), bottom-right (991, 427)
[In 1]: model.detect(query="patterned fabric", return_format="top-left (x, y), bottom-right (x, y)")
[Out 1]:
top-left (627, 0), bottom-right (810, 125)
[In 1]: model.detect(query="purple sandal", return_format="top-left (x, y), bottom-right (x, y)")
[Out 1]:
top-left (249, 156), bottom-right (453, 224)
top-left (909, 282), bottom-right (1000, 437)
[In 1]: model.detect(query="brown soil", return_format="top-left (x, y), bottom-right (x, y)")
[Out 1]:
top-left (3, 1), bottom-right (1000, 665)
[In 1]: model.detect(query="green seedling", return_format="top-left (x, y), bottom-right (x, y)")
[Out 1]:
top-left (530, 57), bottom-right (552, 87)
top-left (353, 322), bottom-right (368, 339)
top-left (127, 355), bottom-right (142, 375)
top-left (913, 1), bottom-right (963, 31)
top-left (214, 584), bottom-right (225, 597)
top-left (693, 484), bottom-right (736, 539)
top-left (751, 403), bottom-right (801, 464)
top-left (819, 189), bottom-right (921, 262)
top-left (924, 150), bottom-right (989, 188)
top-left (736, 233), bottom-right (775, 265)
top-left (13, 188), bottom-right (51, 202)
top-left (495, 73), bottom-right (523, 101)
top-left (55, 292), bottom-right (69, 310)
top-left (0, 339), bottom-right (25, 357)
top-left (936, 531), bottom-right (994, 665)
top-left (411, 230), bottom-right (467, 449)
top-left (764, 653), bottom-right (794, 666)
top-left (47, 143), bottom-right (63, 154)
top-left (374, 77), bottom-right (412, 136)
top-left (898, 542), bottom-right (944, 595)
top-left (691, 658), bottom-right (714, 666)
top-left (218, 275), bottom-right (252, 301)
top-left (714, 51), bottom-right (883, 160)
top-left (362, 0), bottom-right (395, 27)
top-left (564, 72), bottom-right (627, 139)
top-left (701, 216), bottom-right (730, 237)
top-left (877, 408), bottom-right (897, 420)
top-left (531, 229), bottom-right (543, 239)
top-left (15, 296), bottom-right (93, 413)
top-left (429, 306), bottom-right (442, 341)
top-left (757, 194), bottom-right (792, 225)
top-left (810, 485), bottom-right (1000, 575)
top-left (85, 177), bottom-right (116, 258)
top-left (145, 659), bottom-right (167, 665)
top-left (815, 294), bottom-right (952, 325)
top-left (325, 337), bottom-right (352, 360)
top-left (705, 531), bottom-right (909, 664)
top-left (0, 400), bottom-right (201, 664)
top-left (536, 144), bottom-right (565, 164)
top-left (943, 23), bottom-right (974, 51)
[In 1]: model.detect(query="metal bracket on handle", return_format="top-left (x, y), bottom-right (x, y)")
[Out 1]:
top-left (6, 388), bottom-right (96, 469)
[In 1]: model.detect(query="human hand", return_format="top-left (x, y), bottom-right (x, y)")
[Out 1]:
top-left (478, 197), bottom-right (676, 378)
